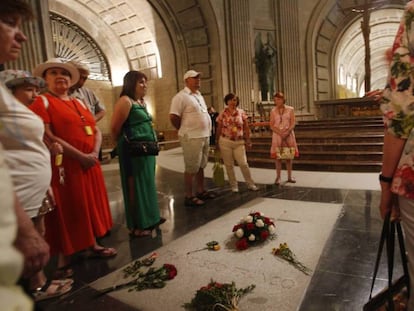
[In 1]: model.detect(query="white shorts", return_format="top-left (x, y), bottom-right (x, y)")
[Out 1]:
top-left (179, 135), bottom-right (210, 174)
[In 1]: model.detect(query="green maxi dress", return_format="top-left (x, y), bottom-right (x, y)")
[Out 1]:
top-left (118, 100), bottom-right (160, 230)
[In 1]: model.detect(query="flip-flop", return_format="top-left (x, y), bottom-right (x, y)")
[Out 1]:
top-left (31, 279), bottom-right (72, 302)
top-left (87, 247), bottom-right (117, 258)
top-left (184, 196), bottom-right (205, 207)
top-left (129, 229), bottom-right (152, 238)
top-left (196, 191), bottom-right (217, 200)
top-left (144, 218), bottom-right (167, 230)
top-left (53, 265), bottom-right (74, 279)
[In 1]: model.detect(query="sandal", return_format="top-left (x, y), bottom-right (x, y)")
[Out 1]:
top-left (87, 247), bottom-right (117, 258)
top-left (129, 229), bottom-right (152, 238)
top-left (196, 190), bottom-right (217, 200)
top-left (287, 178), bottom-right (296, 183)
top-left (274, 178), bottom-right (281, 186)
top-left (144, 217), bottom-right (167, 231)
top-left (184, 196), bottom-right (205, 207)
top-left (31, 279), bottom-right (72, 302)
top-left (53, 265), bottom-right (74, 279)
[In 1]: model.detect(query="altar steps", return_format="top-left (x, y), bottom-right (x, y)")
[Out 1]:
top-left (247, 117), bottom-right (384, 172)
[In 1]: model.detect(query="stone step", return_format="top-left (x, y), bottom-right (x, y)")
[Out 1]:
top-left (298, 116), bottom-right (382, 125)
top-left (247, 150), bottom-right (383, 161)
top-left (294, 124), bottom-right (384, 131)
top-left (251, 142), bottom-right (383, 152)
top-left (246, 157), bottom-right (382, 173)
top-left (252, 133), bottom-right (384, 144)
top-left (244, 116), bottom-right (384, 172)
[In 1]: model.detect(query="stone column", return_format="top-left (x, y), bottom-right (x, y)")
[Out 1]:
top-left (277, 0), bottom-right (304, 113)
top-left (225, 0), bottom-right (255, 114)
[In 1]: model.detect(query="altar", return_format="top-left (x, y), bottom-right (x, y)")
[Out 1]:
top-left (314, 97), bottom-right (381, 119)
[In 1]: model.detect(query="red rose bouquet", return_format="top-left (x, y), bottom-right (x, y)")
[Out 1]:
top-left (98, 253), bottom-right (177, 294)
top-left (232, 212), bottom-right (276, 250)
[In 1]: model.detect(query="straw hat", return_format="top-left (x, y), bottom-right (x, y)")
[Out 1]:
top-left (33, 58), bottom-right (80, 86)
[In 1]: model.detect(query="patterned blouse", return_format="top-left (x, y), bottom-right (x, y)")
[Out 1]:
top-left (216, 107), bottom-right (247, 141)
top-left (381, 1), bottom-right (414, 199)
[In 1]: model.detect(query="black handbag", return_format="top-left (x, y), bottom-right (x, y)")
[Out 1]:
top-left (123, 101), bottom-right (159, 157)
top-left (363, 212), bottom-right (410, 311)
top-left (123, 136), bottom-right (159, 156)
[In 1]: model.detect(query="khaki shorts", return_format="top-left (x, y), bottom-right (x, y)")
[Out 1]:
top-left (179, 135), bottom-right (210, 174)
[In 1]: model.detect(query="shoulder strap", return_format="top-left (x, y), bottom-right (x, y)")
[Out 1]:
top-left (39, 95), bottom-right (49, 109)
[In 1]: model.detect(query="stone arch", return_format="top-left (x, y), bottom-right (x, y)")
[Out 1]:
top-left (49, 0), bottom-right (220, 133)
top-left (306, 0), bottom-right (406, 102)
top-left (49, 0), bottom-right (130, 86)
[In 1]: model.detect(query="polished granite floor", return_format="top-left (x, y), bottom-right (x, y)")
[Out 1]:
top-left (35, 156), bottom-right (403, 311)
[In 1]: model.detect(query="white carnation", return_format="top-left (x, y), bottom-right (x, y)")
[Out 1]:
top-left (255, 219), bottom-right (265, 227)
top-left (268, 225), bottom-right (276, 234)
top-left (245, 215), bottom-right (253, 223)
top-left (235, 228), bottom-right (244, 238)
top-left (248, 234), bottom-right (256, 241)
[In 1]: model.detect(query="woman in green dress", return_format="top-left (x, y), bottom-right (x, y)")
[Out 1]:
top-left (111, 71), bottom-right (164, 237)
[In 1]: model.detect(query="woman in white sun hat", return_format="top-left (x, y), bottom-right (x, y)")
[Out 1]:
top-left (30, 58), bottom-right (116, 279)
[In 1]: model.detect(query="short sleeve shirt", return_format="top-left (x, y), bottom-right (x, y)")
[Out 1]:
top-left (216, 107), bottom-right (247, 140)
top-left (71, 87), bottom-right (105, 116)
top-left (170, 87), bottom-right (211, 138)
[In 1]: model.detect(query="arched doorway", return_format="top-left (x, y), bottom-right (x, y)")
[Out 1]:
top-left (335, 8), bottom-right (402, 98)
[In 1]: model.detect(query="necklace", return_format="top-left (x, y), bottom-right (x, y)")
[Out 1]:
top-left (278, 107), bottom-right (285, 122)
top-left (278, 107), bottom-right (285, 129)
top-left (48, 92), bottom-right (85, 122)
top-left (191, 93), bottom-right (207, 112)
top-left (136, 98), bottom-right (146, 108)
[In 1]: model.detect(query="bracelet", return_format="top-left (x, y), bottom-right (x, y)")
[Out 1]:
top-left (379, 174), bottom-right (393, 183)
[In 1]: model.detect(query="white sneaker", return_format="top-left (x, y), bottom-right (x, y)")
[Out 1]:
top-left (248, 185), bottom-right (258, 191)
top-left (231, 187), bottom-right (239, 193)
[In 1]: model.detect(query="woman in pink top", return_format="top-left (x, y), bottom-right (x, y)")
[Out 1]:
top-left (216, 93), bottom-right (258, 193)
top-left (269, 92), bottom-right (298, 185)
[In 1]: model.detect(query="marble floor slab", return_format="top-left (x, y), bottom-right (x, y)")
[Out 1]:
top-left (37, 148), bottom-right (395, 311)
top-left (90, 198), bottom-right (342, 311)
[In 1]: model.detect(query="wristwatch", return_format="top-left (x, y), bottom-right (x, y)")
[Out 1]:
top-left (379, 174), bottom-right (393, 183)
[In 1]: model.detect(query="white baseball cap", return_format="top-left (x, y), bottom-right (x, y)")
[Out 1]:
top-left (183, 70), bottom-right (201, 81)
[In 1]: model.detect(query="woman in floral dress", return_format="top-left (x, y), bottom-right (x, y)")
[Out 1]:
top-left (379, 2), bottom-right (414, 310)
top-left (269, 92), bottom-right (298, 185)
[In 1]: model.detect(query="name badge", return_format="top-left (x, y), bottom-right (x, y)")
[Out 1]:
top-left (84, 125), bottom-right (93, 136)
top-left (55, 154), bottom-right (63, 166)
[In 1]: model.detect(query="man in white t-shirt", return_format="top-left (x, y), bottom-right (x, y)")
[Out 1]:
top-left (169, 70), bottom-right (216, 207)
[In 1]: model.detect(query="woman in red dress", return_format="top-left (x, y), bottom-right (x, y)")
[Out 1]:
top-left (30, 58), bottom-right (116, 277)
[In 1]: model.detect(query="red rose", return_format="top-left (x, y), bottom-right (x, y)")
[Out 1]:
top-left (163, 264), bottom-right (177, 279)
top-left (260, 230), bottom-right (269, 240)
top-left (246, 223), bottom-right (255, 230)
top-left (264, 217), bottom-right (272, 224)
top-left (236, 238), bottom-right (249, 250)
